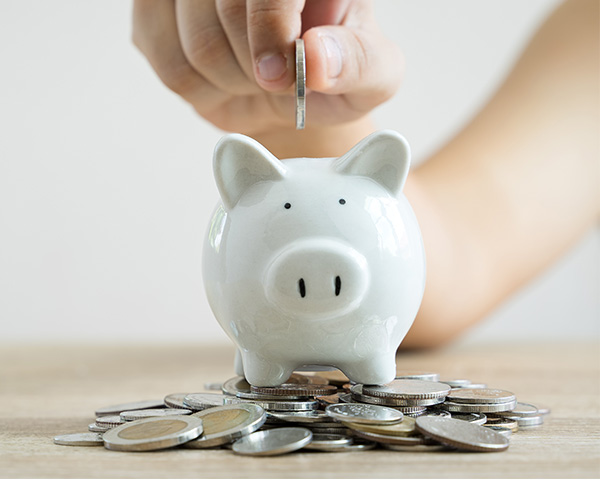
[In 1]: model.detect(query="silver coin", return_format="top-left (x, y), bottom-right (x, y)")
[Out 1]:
top-left (295, 38), bottom-right (306, 130)
top-left (416, 416), bottom-right (509, 452)
top-left (120, 408), bottom-right (191, 421)
top-left (308, 427), bottom-right (352, 435)
top-left (484, 426), bottom-right (513, 438)
top-left (303, 434), bottom-right (352, 451)
top-left (308, 438), bottom-right (377, 452)
top-left (444, 400), bottom-right (517, 413)
top-left (424, 410), bottom-right (451, 418)
top-left (184, 393), bottom-right (228, 410)
top-left (103, 415), bottom-right (203, 452)
top-left (225, 397), bottom-right (319, 412)
top-left (54, 432), bottom-right (104, 447)
top-left (466, 383), bottom-right (488, 389)
top-left (338, 393), bottom-right (353, 403)
top-left (233, 427), bottom-right (312, 456)
top-left (350, 384), bottom-right (443, 407)
top-left (447, 388), bottom-right (516, 405)
top-left (352, 430), bottom-right (428, 446)
top-left (267, 410), bottom-right (334, 424)
top-left (382, 443), bottom-right (448, 452)
top-left (325, 403), bottom-right (403, 425)
top-left (88, 422), bottom-right (111, 433)
top-left (441, 379), bottom-right (471, 388)
top-left (185, 404), bottom-right (266, 448)
top-left (96, 415), bottom-right (126, 427)
top-left (362, 380), bottom-right (451, 400)
top-left (395, 372), bottom-right (440, 382)
top-left (222, 376), bottom-right (307, 401)
top-left (450, 412), bottom-right (487, 425)
top-left (95, 399), bottom-right (164, 417)
top-left (506, 415), bottom-right (544, 427)
top-left (496, 402), bottom-right (539, 418)
top-left (164, 393), bottom-right (189, 410)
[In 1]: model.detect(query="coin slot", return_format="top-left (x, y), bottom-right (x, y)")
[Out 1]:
top-left (284, 203), bottom-right (291, 209)
top-left (339, 198), bottom-right (346, 205)
top-left (335, 276), bottom-right (341, 296)
top-left (298, 278), bottom-right (306, 298)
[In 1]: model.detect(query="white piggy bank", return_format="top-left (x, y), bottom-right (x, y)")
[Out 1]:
top-left (203, 130), bottom-right (426, 386)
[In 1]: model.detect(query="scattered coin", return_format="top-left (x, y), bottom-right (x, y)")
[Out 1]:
top-left (484, 426), bottom-right (512, 438)
top-left (120, 408), bottom-right (191, 421)
top-left (496, 402), bottom-right (539, 418)
top-left (362, 380), bottom-right (451, 400)
top-left (96, 415), bottom-right (125, 427)
top-left (325, 403), bottom-right (403, 425)
top-left (441, 379), bottom-right (471, 388)
top-left (164, 393), bottom-right (189, 410)
top-left (381, 443), bottom-right (448, 452)
top-left (395, 372), bottom-right (440, 382)
top-left (233, 427), bottom-right (312, 456)
top-left (223, 376), bottom-right (308, 401)
top-left (350, 384), bottom-right (444, 407)
top-left (316, 393), bottom-right (340, 406)
top-left (251, 384), bottom-right (337, 397)
top-left (416, 416), bottom-right (509, 453)
top-left (267, 410), bottom-right (334, 424)
top-left (342, 416), bottom-right (417, 437)
top-left (483, 417), bottom-right (519, 432)
top-left (88, 422), bottom-right (110, 433)
top-left (447, 388), bottom-right (516, 405)
top-left (103, 415), bottom-right (203, 452)
top-left (353, 430), bottom-right (428, 446)
top-left (307, 438), bottom-right (377, 452)
top-left (303, 434), bottom-right (353, 451)
top-left (54, 432), bottom-right (104, 447)
top-left (186, 404), bottom-right (266, 448)
top-left (444, 400), bottom-right (517, 413)
top-left (183, 393), bottom-right (229, 410)
top-left (505, 415), bottom-right (544, 427)
top-left (450, 412), bottom-right (487, 425)
top-left (95, 399), bottom-right (164, 417)
top-left (295, 38), bottom-right (306, 130)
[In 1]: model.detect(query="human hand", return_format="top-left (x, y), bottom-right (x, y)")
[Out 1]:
top-left (132, 0), bottom-right (403, 137)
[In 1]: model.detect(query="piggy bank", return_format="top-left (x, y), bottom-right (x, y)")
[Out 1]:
top-left (203, 130), bottom-right (425, 386)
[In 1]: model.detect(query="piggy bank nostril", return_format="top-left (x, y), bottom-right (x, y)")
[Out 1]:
top-left (335, 276), bottom-right (341, 296)
top-left (298, 278), bottom-right (306, 298)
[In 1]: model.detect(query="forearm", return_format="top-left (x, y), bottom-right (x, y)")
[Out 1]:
top-left (402, 0), bottom-right (599, 348)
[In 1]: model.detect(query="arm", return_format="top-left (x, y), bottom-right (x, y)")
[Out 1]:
top-left (402, 0), bottom-right (599, 347)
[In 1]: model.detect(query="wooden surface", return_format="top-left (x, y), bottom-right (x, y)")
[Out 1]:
top-left (1, 341), bottom-right (599, 478)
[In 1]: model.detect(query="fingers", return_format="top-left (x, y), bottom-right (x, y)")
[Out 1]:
top-left (215, 0), bottom-right (255, 82)
top-left (176, 0), bottom-right (259, 95)
top-left (246, 0), bottom-right (305, 90)
top-left (303, 22), bottom-right (403, 104)
top-left (132, 0), bottom-right (227, 115)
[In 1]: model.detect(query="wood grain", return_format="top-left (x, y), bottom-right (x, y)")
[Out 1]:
top-left (0, 341), bottom-right (599, 478)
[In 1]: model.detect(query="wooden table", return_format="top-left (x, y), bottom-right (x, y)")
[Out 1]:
top-left (1, 341), bottom-right (599, 478)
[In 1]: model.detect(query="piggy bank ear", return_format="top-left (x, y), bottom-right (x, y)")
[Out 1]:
top-left (334, 130), bottom-right (411, 195)
top-left (213, 134), bottom-right (287, 209)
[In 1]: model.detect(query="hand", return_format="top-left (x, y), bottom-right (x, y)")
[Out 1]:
top-left (132, 0), bottom-right (403, 137)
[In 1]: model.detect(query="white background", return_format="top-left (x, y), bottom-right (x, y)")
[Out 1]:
top-left (0, 0), bottom-right (597, 345)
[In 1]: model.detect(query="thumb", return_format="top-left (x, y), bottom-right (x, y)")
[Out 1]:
top-left (304, 24), bottom-right (404, 102)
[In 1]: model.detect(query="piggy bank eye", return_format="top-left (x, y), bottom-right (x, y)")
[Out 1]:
top-left (339, 198), bottom-right (346, 205)
top-left (284, 203), bottom-right (291, 209)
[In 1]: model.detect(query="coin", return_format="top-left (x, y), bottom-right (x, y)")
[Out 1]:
top-left (303, 434), bottom-right (352, 451)
top-left (444, 400), bottom-right (517, 413)
top-left (450, 413), bottom-right (487, 425)
top-left (395, 371), bottom-right (440, 382)
top-left (251, 384), bottom-right (337, 397)
top-left (483, 417), bottom-right (519, 432)
top-left (308, 438), bottom-right (377, 452)
top-left (381, 443), bottom-right (448, 452)
top-left (185, 404), bottom-right (266, 448)
top-left (95, 399), bottom-right (164, 417)
top-left (295, 38), bottom-right (306, 130)
top-left (103, 415), bottom-right (203, 452)
top-left (506, 415), bottom-right (544, 427)
top-left (441, 379), bottom-right (471, 388)
top-left (325, 403), bottom-right (404, 425)
top-left (362, 380), bottom-right (451, 400)
top-left (496, 402), bottom-right (539, 418)
top-left (350, 384), bottom-right (444, 407)
top-left (267, 410), bottom-right (334, 424)
top-left (54, 432), bottom-right (104, 447)
top-left (88, 423), bottom-right (110, 433)
top-left (353, 430), bottom-right (428, 446)
top-left (416, 416), bottom-right (509, 452)
top-left (184, 393), bottom-right (228, 410)
top-left (484, 426), bottom-right (512, 438)
top-left (225, 397), bottom-right (319, 411)
top-left (222, 376), bottom-right (308, 401)
top-left (164, 393), bottom-right (189, 410)
top-left (342, 416), bottom-right (417, 437)
top-left (316, 393), bottom-right (340, 406)
top-left (447, 388), bottom-right (516, 404)
top-left (96, 415), bottom-right (125, 427)
top-left (120, 408), bottom-right (191, 421)
top-left (233, 427), bottom-right (312, 456)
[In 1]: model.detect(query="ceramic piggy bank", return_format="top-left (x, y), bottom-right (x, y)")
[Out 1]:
top-left (203, 130), bottom-right (426, 386)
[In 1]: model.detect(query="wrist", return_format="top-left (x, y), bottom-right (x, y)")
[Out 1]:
top-left (251, 116), bottom-right (376, 159)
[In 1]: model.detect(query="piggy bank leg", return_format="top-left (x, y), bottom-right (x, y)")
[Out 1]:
top-left (234, 349), bottom-right (244, 376)
top-left (338, 355), bottom-right (397, 386)
top-left (241, 352), bottom-right (295, 387)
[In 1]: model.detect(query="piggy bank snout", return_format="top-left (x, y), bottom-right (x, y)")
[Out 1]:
top-left (264, 239), bottom-right (370, 319)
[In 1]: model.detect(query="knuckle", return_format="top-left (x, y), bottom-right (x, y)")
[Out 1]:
top-left (156, 61), bottom-right (198, 96)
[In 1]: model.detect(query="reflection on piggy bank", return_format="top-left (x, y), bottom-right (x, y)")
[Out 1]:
top-left (203, 130), bottom-right (426, 386)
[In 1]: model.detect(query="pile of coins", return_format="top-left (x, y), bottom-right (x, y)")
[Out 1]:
top-left (54, 370), bottom-right (549, 456)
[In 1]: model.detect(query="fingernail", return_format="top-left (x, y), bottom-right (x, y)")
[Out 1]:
top-left (257, 53), bottom-right (287, 82)
top-left (320, 34), bottom-right (343, 79)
